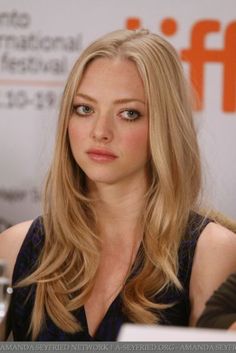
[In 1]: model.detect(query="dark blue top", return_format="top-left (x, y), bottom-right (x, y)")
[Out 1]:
top-left (9, 213), bottom-right (210, 341)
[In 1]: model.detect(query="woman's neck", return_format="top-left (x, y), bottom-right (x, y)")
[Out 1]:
top-left (87, 178), bottom-right (148, 244)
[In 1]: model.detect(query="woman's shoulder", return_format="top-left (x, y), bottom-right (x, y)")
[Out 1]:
top-left (0, 217), bottom-right (44, 283)
top-left (189, 221), bottom-right (236, 325)
top-left (183, 211), bottom-right (236, 248)
top-left (192, 220), bottom-right (236, 277)
top-left (178, 213), bottom-right (236, 289)
top-left (192, 218), bottom-right (236, 285)
top-left (195, 221), bottom-right (236, 255)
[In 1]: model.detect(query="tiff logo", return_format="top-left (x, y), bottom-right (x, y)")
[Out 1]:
top-left (126, 18), bottom-right (236, 113)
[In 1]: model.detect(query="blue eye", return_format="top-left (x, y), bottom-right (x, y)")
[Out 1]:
top-left (74, 104), bottom-right (94, 116)
top-left (120, 110), bottom-right (140, 121)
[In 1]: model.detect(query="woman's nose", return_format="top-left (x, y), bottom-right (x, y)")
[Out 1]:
top-left (90, 114), bottom-right (113, 143)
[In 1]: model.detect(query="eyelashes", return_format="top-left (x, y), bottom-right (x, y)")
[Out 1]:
top-left (73, 104), bottom-right (94, 116)
top-left (119, 109), bottom-right (141, 121)
top-left (73, 104), bottom-right (142, 122)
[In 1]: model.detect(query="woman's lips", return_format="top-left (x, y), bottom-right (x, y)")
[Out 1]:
top-left (86, 149), bottom-right (117, 162)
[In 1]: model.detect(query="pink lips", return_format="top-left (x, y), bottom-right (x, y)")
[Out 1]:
top-left (86, 148), bottom-right (117, 162)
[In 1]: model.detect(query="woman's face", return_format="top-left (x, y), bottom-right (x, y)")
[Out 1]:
top-left (68, 57), bottom-right (149, 188)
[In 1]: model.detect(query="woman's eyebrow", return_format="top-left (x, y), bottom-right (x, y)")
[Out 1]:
top-left (114, 98), bottom-right (146, 105)
top-left (75, 93), bottom-right (145, 105)
top-left (75, 93), bottom-right (97, 103)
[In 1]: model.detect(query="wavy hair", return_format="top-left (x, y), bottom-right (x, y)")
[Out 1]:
top-left (18, 29), bottom-right (202, 339)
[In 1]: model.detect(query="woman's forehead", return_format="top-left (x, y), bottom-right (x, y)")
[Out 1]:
top-left (76, 57), bottom-right (146, 102)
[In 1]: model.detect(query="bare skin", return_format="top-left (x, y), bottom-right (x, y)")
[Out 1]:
top-left (189, 222), bottom-right (236, 326)
top-left (229, 322), bottom-right (236, 330)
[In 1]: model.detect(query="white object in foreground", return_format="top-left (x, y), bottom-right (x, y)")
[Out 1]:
top-left (118, 324), bottom-right (236, 342)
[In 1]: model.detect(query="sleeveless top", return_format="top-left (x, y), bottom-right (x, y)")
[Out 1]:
top-left (8, 213), bottom-right (210, 341)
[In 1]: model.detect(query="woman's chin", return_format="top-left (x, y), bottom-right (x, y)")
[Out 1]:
top-left (85, 173), bottom-right (120, 186)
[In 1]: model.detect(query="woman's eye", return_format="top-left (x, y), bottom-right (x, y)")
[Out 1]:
top-left (120, 110), bottom-right (140, 121)
top-left (74, 104), bottom-right (93, 116)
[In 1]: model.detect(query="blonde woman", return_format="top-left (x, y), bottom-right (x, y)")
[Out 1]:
top-left (1, 29), bottom-right (236, 341)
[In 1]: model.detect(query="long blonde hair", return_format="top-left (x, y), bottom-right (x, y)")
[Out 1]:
top-left (18, 29), bottom-right (201, 339)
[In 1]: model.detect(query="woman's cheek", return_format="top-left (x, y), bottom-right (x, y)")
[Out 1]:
top-left (68, 118), bottom-right (87, 146)
top-left (124, 126), bottom-right (149, 151)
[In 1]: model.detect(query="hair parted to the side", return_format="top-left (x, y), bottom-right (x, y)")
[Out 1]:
top-left (17, 29), bottom-right (202, 339)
